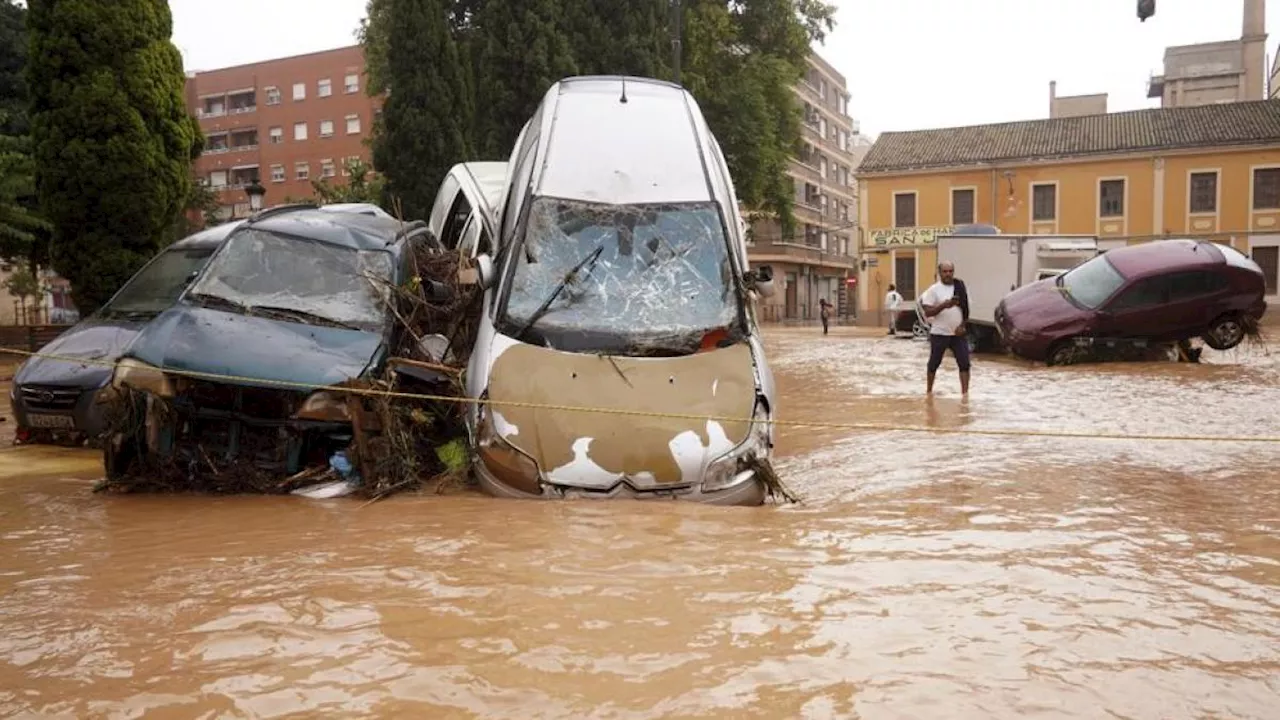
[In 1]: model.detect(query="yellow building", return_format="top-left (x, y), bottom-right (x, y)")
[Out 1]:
top-left (854, 98), bottom-right (1280, 317)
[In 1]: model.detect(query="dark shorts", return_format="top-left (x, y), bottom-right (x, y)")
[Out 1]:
top-left (928, 333), bottom-right (971, 373)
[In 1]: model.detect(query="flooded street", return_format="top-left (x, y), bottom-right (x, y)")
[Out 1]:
top-left (2, 328), bottom-right (1279, 719)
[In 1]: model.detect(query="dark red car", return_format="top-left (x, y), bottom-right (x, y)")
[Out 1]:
top-left (995, 239), bottom-right (1267, 365)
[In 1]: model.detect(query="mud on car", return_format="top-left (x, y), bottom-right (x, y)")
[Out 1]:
top-left (99, 205), bottom-right (451, 489)
top-left (995, 239), bottom-right (1267, 365)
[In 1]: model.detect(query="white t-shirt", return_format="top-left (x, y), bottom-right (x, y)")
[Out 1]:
top-left (921, 281), bottom-right (963, 336)
top-left (884, 290), bottom-right (902, 310)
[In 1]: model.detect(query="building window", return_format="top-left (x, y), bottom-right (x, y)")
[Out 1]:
top-left (319, 119), bottom-right (334, 138)
top-left (345, 73), bottom-right (359, 93)
top-left (346, 114), bottom-right (361, 134)
top-left (292, 82), bottom-right (306, 101)
top-left (951, 188), bottom-right (975, 225)
top-left (295, 162), bottom-right (309, 181)
top-left (294, 122), bottom-right (307, 141)
top-left (321, 158), bottom-right (336, 178)
top-left (270, 164), bottom-right (285, 183)
top-left (1253, 168), bottom-right (1280, 210)
top-left (268, 126), bottom-right (283, 144)
top-left (265, 87), bottom-right (281, 105)
top-left (318, 79), bottom-right (332, 97)
top-left (893, 192), bottom-right (916, 227)
top-left (1099, 179), bottom-right (1125, 217)
top-left (1190, 171), bottom-right (1217, 213)
top-left (209, 170), bottom-right (227, 188)
top-left (894, 253), bottom-right (917, 300)
top-left (1032, 183), bottom-right (1056, 221)
top-left (346, 155), bottom-right (362, 175)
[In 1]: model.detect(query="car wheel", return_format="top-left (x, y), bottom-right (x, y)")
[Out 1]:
top-left (1202, 314), bottom-right (1246, 351)
top-left (1046, 338), bottom-right (1085, 367)
top-left (912, 320), bottom-right (928, 339)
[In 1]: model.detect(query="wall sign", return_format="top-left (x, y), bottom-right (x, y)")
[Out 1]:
top-left (869, 226), bottom-right (957, 248)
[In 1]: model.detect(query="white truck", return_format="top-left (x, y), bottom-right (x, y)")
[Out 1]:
top-left (935, 226), bottom-right (1099, 352)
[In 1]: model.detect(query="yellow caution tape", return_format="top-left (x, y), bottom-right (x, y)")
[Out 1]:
top-left (3, 345), bottom-right (1279, 444)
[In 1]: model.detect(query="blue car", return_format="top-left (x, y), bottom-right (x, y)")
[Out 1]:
top-left (102, 204), bottom-right (438, 480)
top-left (10, 220), bottom-right (244, 445)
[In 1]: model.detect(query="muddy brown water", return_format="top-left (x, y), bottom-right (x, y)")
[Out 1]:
top-left (1, 328), bottom-right (1278, 718)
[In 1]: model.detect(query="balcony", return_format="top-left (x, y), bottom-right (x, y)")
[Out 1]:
top-left (746, 238), bottom-right (857, 270)
top-left (197, 88), bottom-right (257, 119)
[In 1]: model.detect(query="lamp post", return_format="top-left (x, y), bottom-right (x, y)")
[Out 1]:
top-left (245, 179), bottom-right (266, 213)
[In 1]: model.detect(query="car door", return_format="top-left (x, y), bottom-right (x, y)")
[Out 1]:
top-left (1091, 273), bottom-right (1173, 339)
top-left (1162, 269), bottom-right (1230, 337)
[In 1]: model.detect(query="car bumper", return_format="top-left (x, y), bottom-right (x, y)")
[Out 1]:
top-left (10, 383), bottom-right (108, 439)
top-left (473, 455), bottom-right (768, 507)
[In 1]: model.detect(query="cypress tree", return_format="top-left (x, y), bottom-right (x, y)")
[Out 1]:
top-left (26, 0), bottom-right (201, 314)
top-left (372, 0), bottom-right (473, 220)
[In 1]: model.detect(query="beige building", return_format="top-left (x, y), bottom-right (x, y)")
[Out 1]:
top-left (747, 51), bottom-right (866, 322)
top-left (1049, 80), bottom-right (1107, 118)
top-left (1147, 0), bottom-right (1267, 107)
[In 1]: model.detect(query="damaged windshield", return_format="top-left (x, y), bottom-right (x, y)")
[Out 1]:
top-left (187, 229), bottom-right (394, 332)
top-left (1059, 254), bottom-right (1126, 310)
top-left (501, 198), bottom-right (741, 352)
top-left (101, 248), bottom-right (215, 317)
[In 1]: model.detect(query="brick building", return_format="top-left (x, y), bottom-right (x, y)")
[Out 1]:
top-left (184, 45), bottom-right (379, 220)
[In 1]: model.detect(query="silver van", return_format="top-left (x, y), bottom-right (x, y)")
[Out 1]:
top-left (451, 76), bottom-right (779, 506)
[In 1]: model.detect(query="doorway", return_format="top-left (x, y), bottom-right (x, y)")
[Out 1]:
top-left (1252, 245), bottom-right (1278, 297)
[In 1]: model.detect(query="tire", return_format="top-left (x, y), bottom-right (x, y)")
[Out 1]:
top-left (1046, 338), bottom-right (1085, 367)
top-left (1202, 314), bottom-right (1246, 351)
top-left (912, 320), bottom-right (928, 339)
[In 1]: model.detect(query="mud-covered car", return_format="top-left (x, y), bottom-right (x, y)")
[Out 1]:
top-left (448, 76), bottom-right (782, 506)
top-left (102, 205), bottom-right (439, 482)
top-left (9, 220), bottom-right (243, 445)
top-left (995, 238), bottom-right (1267, 365)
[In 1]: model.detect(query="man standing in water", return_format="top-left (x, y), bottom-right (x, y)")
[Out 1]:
top-left (884, 283), bottom-right (903, 335)
top-left (920, 261), bottom-right (971, 394)
top-left (818, 298), bottom-right (832, 335)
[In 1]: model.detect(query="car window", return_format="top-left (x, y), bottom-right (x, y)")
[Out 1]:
top-left (1108, 276), bottom-right (1169, 311)
top-left (440, 192), bottom-right (472, 250)
top-left (101, 247), bottom-right (215, 315)
top-left (1167, 270), bottom-right (1227, 301)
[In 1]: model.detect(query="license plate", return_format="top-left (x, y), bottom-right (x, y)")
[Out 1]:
top-left (27, 413), bottom-right (76, 429)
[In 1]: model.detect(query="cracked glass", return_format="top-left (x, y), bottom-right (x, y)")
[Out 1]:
top-left (502, 198), bottom-right (741, 352)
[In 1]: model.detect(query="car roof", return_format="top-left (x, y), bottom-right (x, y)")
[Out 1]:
top-left (169, 219), bottom-right (246, 250)
top-left (243, 206), bottom-right (417, 251)
top-left (535, 76), bottom-right (713, 205)
top-left (1102, 238), bottom-right (1223, 277)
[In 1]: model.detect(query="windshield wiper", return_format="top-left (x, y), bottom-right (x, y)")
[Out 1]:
top-left (514, 244), bottom-right (605, 342)
top-left (189, 292), bottom-right (249, 314)
top-left (248, 305), bottom-right (362, 331)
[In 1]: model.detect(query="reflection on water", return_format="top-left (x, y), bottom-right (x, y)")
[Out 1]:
top-left (1, 328), bottom-right (1278, 718)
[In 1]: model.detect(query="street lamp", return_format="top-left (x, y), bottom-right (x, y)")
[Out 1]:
top-left (245, 179), bottom-right (266, 213)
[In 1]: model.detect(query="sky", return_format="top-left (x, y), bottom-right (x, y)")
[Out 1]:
top-left (169, 0), bottom-right (1280, 140)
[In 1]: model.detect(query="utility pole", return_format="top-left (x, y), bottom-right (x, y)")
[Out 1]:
top-left (671, 0), bottom-right (683, 85)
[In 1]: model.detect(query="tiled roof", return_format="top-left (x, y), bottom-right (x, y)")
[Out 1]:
top-left (856, 99), bottom-right (1280, 175)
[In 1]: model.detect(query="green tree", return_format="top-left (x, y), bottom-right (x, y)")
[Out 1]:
top-left (26, 0), bottom-right (202, 315)
top-left (472, 0), bottom-right (578, 157)
top-left (1, 0), bottom-right (28, 136)
top-left (0, 131), bottom-right (51, 259)
top-left (561, 0), bottom-right (668, 78)
top-left (311, 158), bottom-right (387, 205)
top-left (371, 0), bottom-right (474, 221)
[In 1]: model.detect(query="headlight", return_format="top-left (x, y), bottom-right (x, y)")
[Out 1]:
top-left (475, 402), bottom-right (542, 494)
top-left (702, 400), bottom-right (772, 492)
top-left (110, 358), bottom-right (175, 398)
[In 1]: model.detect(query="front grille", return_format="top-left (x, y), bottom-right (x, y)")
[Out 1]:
top-left (20, 386), bottom-right (82, 411)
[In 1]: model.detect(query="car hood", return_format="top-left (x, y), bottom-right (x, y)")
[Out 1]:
top-left (485, 338), bottom-right (759, 489)
top-left (14, 316), bottom-right (149, 389)
top-left (125, 306), bottom-right (385, 391)
top-left (1001, 279), bottom-right (1089, 329)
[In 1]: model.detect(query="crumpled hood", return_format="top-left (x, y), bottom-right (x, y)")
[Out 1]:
top-left (14, 317), bottom-right (147, 389)
top-left (125, 305), bottom-right (384, 390)
top-left (1001, 278), bottom-right (1087, 330)
top-left (485, 338), bottom-right (759, 489)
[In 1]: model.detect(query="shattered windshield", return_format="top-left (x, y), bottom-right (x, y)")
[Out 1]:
top-left (187, 229), bottom-right (394, 332)
top-left (501, 198), bottom-right (741, 352)
top-left (101, 248), bottom-right (215, 316)
top-left (1059, 254), bottom-right (1126, 310)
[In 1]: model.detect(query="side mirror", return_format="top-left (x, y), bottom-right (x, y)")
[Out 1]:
top-left (458, 253), bottom-right (496, 290)
top-left (745, 264), bottom-right (776, 299)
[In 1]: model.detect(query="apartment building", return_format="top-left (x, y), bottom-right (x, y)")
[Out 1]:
top-left (184, 45), bottom-right (379, 220)
top-left (1146, 0), bottom-right (1267, 108)
top-left (854, 99), bottom-right (1280, 316)
top-left (748, 51), bottom-right (868, 322)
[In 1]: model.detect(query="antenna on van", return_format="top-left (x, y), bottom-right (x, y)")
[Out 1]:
top-left (620, 77), bottom-right (628, 104)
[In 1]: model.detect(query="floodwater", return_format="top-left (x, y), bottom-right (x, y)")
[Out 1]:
top-left (2, 328), bottom-right (1279, 719)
